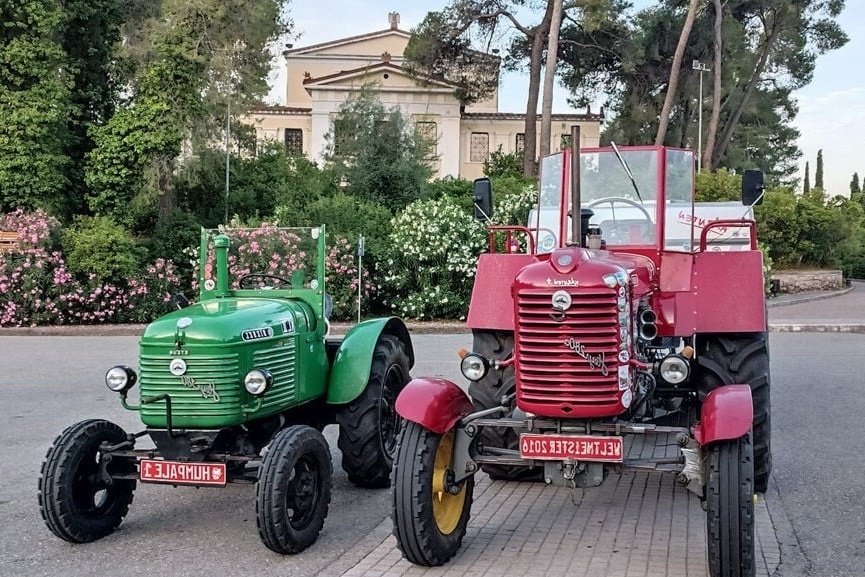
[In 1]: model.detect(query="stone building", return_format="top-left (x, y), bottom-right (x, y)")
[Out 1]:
top-left (245, 12), bottom-right (603, 181)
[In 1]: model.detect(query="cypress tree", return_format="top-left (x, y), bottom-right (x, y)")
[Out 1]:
top-left (815, 149), bottom-right (824, 189)
top-left (804, 161), bottom-right (811, 194)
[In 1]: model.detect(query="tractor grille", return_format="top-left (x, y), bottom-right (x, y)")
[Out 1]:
top-left (139, 353), bottom-right (242, 425)
top-left (515, 287), bottom-right (622, 417)
top-left (253, 342), bottom-right (296, 410)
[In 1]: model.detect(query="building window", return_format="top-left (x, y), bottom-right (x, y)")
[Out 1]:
top-left (470, 132), bottom-right (489, 163)
top-left (284, 128), bottom-right (303, 155)
top-left (560, 133), bottom-right (572, 150)
top-left (415, 121), bottom-right (437, 156)
top-left (332, 117), bottom-right (351, 156)
top-left (515, 133), bottom-right (525, 154)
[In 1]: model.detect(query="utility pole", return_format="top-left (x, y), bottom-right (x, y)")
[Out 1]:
top-left (224, 89), bottom-right (231, 224)
top-left (692, 60), bottom-right (711, 173)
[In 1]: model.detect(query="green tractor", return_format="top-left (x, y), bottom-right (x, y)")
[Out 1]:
top-left (38, 226), bottom-right (414, 554)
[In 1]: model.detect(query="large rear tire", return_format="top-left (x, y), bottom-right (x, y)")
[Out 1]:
top-left (392, 421), bottom-right (473, 566)
top-left (467, 330), bottom-right (542, 481)
top-left (337, 334), bottom-right (410, 488)
top-left (706, 432), bottom-right (756, 577)
top-left (695, 334), bottom-right (771, 493)
top-left (38, 419), bottom-right (137, 543)
top-left (256, 425), bottom-right (332, 554)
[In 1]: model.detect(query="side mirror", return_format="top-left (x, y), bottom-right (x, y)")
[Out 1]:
top-left (472, 177), bottom-right (493, 221)
top-left (742, 169), bottom-right (765, 206)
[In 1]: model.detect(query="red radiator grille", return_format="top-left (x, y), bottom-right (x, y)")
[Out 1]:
top-left (515, 287), bottom-right (622, 417)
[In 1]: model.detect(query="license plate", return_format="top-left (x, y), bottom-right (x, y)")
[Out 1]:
top-left (139, 459), bottom-right (227, 486)
top-left (519, 434), bottom-right (624, 463)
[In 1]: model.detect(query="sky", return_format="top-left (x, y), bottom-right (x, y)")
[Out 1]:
top-left (268, 1), bottom-right (864, 196)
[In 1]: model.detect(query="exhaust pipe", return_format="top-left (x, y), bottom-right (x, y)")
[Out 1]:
top-left (638, 308), bottom-right (657, 341)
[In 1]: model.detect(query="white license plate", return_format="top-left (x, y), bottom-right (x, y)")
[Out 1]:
top-left (519, 434), bottom-right (624, 463)
top-left (139, 459), bottom-right (227, 486)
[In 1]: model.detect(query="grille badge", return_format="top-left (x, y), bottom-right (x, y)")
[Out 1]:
top-left (551, 290), bottom-right (572, 311)
top-left (169, 358), bottom-right (187, 376)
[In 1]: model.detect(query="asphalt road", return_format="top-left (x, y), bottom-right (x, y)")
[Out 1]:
top-left (1, 332), bottom-right (863, 576)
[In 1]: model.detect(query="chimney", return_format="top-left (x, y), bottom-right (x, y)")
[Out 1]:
top-left (388, 12), bottom-right (400, 30)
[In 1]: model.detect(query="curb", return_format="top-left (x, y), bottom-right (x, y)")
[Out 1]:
top-left (765, 286), bottom-right (853, 308)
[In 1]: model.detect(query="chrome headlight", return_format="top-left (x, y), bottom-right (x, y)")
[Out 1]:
top-left (105, 365), bottom-right (137, 392)
top-left (659, 355), bottom-right (690, 385)
top-left (244, 368), bottom-right (273, 396)
top-left (460, 353), bottom-right (489, 382)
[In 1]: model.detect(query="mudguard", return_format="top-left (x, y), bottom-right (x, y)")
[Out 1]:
top-left (395, 377), bottom-right (473, 434)
top-left (693, 384), bottom-right (754, 446)
top-left (326, 317), bottom-right (414, 404)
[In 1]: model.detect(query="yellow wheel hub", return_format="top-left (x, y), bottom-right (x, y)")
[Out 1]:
top-left (431, 430), bottom-right (467, 535)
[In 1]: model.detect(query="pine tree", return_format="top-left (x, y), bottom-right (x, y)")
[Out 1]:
top-left (851, 172), bottom-right (861, 195)
top-left (815, 149), bottom-right (824, 189)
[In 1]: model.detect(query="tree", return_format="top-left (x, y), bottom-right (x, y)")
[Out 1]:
top-left (815, 149), bottom-right (824, 190)
top-left (406, 1), bottom-right (555, 177)
top-left (702, 0), bottom-right (723, 170)
top-left (58, 0), bottom-right (126, 221)
top-left (0, 0), bottom-right (71, 214)
top-left (851, 172), bottom-right (860, 196)
top-left (709, 0), bottom-right (847, 171)
top-left (804, 161), bottom-right (811, 194)
top-left (655, 0), bottom-right (699, 146)
top-left (84, 0), bottom-right (293, 229)
top-left (539, 0), bottom-right (564, 158)
top-left (601, 0), bottom-right (847, 181)
top-left (323, 87), bottom-right (435, 213)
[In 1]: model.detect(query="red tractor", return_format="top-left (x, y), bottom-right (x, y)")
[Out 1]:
top-left (391, 130), bottom-right (770, 577)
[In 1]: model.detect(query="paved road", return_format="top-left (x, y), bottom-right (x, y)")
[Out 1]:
top-left (2, 287), bottom-right (864, 576)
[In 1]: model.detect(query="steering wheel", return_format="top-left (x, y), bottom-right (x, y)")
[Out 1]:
top-left (587, 197), bottom-right (653, 223)
top-left (587, 197), bottom-right (654, 244)
top-left (238, 273), bottom-right (292, 289)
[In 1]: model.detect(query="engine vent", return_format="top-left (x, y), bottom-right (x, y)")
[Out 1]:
top-left (515, 286), bottom-right (622, 417)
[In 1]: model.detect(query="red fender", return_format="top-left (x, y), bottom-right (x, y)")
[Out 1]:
top-left (693, 384), bottom-right (754, 446)
top-left (395, 377), bottom-right (474, 434)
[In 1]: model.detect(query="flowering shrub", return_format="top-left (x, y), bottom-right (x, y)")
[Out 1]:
top-left (195, 224), bottom-right (375, 321)
top-left (0, 210), bottom-right (182, 327)
top-left (381, 197), bottom-right (486, 319)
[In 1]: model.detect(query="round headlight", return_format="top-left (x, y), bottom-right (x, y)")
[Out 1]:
top-left (539, 234), bottom-right (555, 252)
top-left (105, 365), bottom-right (137, 392)
top-left (460, 353), bottom-right (489, 382)
top-left (244, 369), bottom-right (273, 396)
top-left (659, 355), bottom-right (690, 385)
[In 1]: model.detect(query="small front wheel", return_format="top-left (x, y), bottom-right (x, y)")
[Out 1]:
top-left (38, 419), bottom-right (137, 543)
top-left (706, 432), bottom-right (756, 577)
top-left (392, 421), bottom-right (473, 566)
top-left (256, 425), bottom-right (332, 554)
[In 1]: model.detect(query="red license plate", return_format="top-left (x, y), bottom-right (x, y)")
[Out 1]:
top-left (519, 434), bottom-right (624, 463)
top-left (139, 459), bottom-right (227, 486)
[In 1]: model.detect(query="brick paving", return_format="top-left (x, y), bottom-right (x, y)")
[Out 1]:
top-left (330, 434), bottom-right (782, 577)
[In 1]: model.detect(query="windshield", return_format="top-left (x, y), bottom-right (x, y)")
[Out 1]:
top-left (198, 226), bottom-right (323, 294)
top-left (532, 147), bottom-right (701, 251)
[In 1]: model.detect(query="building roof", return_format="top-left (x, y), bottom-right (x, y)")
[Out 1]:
top-left (302, 61), bottom-right (458, 90)
top-left (462, 110), bottom-right (605, 121)
top-left (283, 28), bottom-right (412, 57)
top-left (247, 105), bottom-right (312, 115)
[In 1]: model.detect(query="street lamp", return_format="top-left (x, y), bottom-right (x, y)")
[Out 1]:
top-left (692, 59), bottom-right (711, 173)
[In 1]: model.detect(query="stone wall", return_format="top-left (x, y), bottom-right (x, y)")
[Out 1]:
top-left (771, 270), bottom-right (844, 293)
